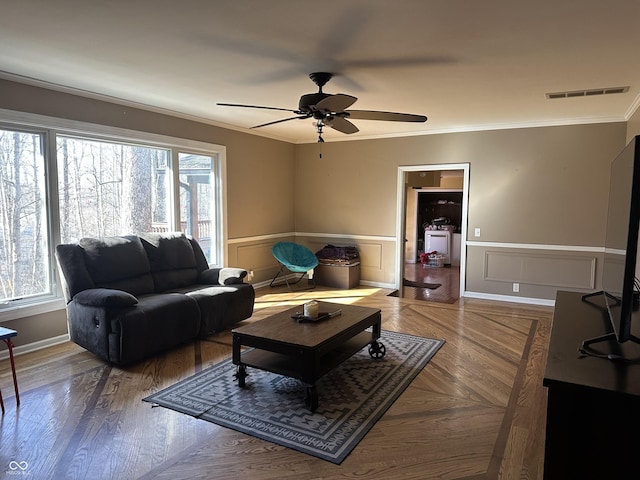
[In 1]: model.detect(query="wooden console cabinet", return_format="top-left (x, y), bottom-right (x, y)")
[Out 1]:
top-left (543, 291), bottom-right (640, 479)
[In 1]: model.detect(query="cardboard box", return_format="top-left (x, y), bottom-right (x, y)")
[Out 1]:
top-left (314, 262), bottom-right (361, 289)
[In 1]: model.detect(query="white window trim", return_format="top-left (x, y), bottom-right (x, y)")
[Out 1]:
top-left (0, 108), bottom-right (228, 320)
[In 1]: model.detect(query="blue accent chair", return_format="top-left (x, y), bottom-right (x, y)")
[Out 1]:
top-left (269, 241), bottom-right (319, 290)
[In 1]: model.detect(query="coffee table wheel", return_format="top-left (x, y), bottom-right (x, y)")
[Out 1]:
top-left (234, 365), bottom-right (247, 387)
top-left (368, 341), bottom-right (386, 359)
top-left (305, 385), bottom-right (318, 412)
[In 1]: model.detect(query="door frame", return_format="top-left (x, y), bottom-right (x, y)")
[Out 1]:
top-left (395, 163), bottom-right (470, 297)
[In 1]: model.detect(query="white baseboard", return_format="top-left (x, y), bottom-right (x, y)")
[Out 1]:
top-left (252, 278), bottom-right (395, 291)
top-left (463, 291), bottom-right (556, 307)
top-left (251, 279), bottom-right (273, 289)
top-left (360, 280), bottom-right (396, 289)
top-left (251, 273), bottom-right (302, 290)
top-left (0, 333), bottom-right (70, 361)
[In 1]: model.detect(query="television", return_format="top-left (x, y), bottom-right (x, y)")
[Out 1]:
top-left (582, 135), bottom-right (640, 354)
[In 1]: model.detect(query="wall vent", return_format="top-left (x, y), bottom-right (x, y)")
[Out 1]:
top-left (546, 86), bottom-right (629, 99)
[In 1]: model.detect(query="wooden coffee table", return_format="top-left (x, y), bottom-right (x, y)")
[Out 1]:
top-left (231, 301), bottom-right (385, 412)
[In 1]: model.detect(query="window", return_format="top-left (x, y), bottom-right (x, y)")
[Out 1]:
top-left (0, 128), bottom-right (51, 305)
top-left (178, 153), bottom-right (221, 265)
top-left (57, 136), bottom-right (170, 242)
top-left (0, 115), bottom-right (226, 314)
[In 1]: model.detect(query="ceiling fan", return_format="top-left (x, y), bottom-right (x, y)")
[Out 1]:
top-left (217, 72), bottom-right (428, 142)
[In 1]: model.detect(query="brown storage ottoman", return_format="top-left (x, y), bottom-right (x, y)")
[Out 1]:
top-left (314, 262), bottom-right (360, 289)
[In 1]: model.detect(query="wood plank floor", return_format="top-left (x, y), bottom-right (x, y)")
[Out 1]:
top-left (401, 263), bottom-right (460, 303)
top-left (0, 285), bottom-right (553, 479)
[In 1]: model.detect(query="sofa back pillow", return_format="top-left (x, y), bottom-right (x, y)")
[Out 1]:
top-left (139, 232), bottom-right (199, 292)
top-left (188, 237), bottom-right (210, 272)
top-left (79, 235), bottom-right (154, 296)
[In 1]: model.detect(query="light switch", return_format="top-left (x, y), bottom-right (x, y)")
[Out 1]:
top-left (474, 228), bottom-right (481, 237)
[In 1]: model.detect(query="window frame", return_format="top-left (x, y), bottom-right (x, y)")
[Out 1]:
top-left (0, 108), bottom-right (227, 321)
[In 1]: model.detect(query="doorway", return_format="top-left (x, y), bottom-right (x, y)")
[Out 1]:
top-left (395, 164), bottom-right (470, 302)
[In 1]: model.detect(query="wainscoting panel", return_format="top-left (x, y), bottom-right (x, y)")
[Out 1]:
top-left (236, 243), bottom-right (276, 269)
top-left (356, 242), bottom-right (384, 278)
top-left (227, 235), bottom-right (295, 284)
top-left (484, 251), bottom-right (596, 289)
top-left (228, 234), bottom-right (396, 287)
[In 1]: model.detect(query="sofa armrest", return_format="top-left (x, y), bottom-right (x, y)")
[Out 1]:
top-left (73, 288), bottom-right (139, 308)
top-left (218, 268), bottom-right (248, 285)
top-left (199, 267), bottom-right (247, 285)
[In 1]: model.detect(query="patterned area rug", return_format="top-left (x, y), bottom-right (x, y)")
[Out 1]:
top-left (143, 330), bottom-right (444, 464)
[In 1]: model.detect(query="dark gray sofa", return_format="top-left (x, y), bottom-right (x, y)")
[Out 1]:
top-left (55, 232), bottom-right (255, 365)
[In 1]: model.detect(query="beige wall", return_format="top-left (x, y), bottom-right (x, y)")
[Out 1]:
top-left (295, 124), bottom-right (625, 244)
top-left (294, 123), bottom-right (626, 296)
top-left (0, 78), bottom-right (631, 349)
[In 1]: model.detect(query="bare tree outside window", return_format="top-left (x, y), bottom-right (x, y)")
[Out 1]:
top-left (0, 129), bottom-right (49, 302)
top-left (57, 136), bottom-right (169, 243)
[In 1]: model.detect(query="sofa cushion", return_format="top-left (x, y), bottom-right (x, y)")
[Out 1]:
top-left (188, 237), bottom-right (211, 272)
top-left (177, 283), bottom-right (255, 336)
top-left (140, 232), bottom-right (196, 270)
top-left (139, 232), bottom-right (199, 291)
top-left (109, 293), bottom-right (201, 364)
top-left (79, 236), bottom-right (154, 296)
top-left (199, 268), bottom-right (220, 285)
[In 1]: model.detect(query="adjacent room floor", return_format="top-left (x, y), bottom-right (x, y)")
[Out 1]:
top-left (401, 262), bottom-right (460, 304)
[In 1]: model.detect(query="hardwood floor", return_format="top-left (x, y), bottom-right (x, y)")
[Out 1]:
top-left (401, 262), bottom-right (460, 303)
top-left (0, 285), bottom-right (553, 479)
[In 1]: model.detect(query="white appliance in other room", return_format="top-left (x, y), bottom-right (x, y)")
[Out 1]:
top-left (424, 230), bottom-right (451, 264)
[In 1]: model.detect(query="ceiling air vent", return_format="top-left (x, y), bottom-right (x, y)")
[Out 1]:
top-left (546, 86), bottom-right (629, 99)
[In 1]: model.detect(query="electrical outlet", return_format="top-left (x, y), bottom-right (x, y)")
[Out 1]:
top-left (513, 283), bottom-right (520, 293)
top-left (474, 228), bottom-right (481, 237)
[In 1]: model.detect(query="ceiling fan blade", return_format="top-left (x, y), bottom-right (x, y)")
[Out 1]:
top-left (348, 55), bottom-right (456, 69)
top-left (217, 102), bottom-right (296, 113)
top-left (346, 110), bottom-right (427, 123)
top-left (251, 116), bottom-right (308, 129)
top-left (325, 116), bottom-right (359, 134)
top-left (315, 94), bottom-right (357, 113)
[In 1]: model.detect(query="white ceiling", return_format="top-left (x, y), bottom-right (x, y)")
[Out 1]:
top-left (2, 0), bottom-right (640, 144)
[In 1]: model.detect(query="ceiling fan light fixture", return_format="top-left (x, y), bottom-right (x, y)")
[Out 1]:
top-left (316, 121), bottom-right (325, 143)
